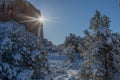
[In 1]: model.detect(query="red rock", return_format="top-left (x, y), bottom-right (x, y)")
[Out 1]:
top-left (0, 0), bottom-right (43, 36)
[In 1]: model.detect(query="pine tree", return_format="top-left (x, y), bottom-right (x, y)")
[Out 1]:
top-left (79, 11), bottom-right (120, 80)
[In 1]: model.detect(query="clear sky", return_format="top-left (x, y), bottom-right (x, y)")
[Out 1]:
top-left (28, 0), bottom-right (120, 45)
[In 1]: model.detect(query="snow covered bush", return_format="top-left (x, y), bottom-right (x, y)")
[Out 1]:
top-left (0, 21), bottom-right (50, 80)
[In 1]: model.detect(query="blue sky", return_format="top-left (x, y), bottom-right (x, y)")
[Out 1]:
top-left (28, 0), bottom-right (120, 45)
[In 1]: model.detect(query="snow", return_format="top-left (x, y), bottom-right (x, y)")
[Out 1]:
top-left (0, 62), bottom-right (17, 79)
top-left (0, 37), bottom-right (13, 50)
top-left (17, 70), bottom-right (33, 80)
top-left (111, 34), bottom-right (120, 43)
top-left (14, 53), bottom-right (22, 61)
top-left (92, 48), bottom-right (100, 55)
top-left (47, 53), bottom-right (81, 80)
top-left (31, 50), bottom-right (41, 61)
top-left (113, 73), bottom-right (120, 80)
top-left (1, 62), bottom-right (9, 70)
top-left (106, 37), bottom-right (112, 45)
top-left (97, 27), bottom-right (111, 36)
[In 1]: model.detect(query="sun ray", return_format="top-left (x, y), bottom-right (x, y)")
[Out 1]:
top-left (19, 16), bottom-right (38, 23)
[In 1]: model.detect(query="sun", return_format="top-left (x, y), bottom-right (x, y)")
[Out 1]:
top-left (39, 17), bottom-right (45, 22)
top-left (20, 15), bottom-right (47, 24)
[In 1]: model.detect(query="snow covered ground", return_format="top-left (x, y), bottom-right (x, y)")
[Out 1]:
top-left (47, 53), bottom-right (82, 80)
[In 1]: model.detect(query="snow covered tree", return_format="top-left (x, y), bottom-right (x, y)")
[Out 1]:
top-left (0, 21), bottom-right (50, 80)
top-left (78, 29), bottom-right (94, 59)
top-left (90, 10), bottom-right (110, 31)
top-left (79, 11), bottom-right (120, 80)
top-left (64, 33), bottom-right (80, 53)
top-left (63, 33), bottom-right (82, 62)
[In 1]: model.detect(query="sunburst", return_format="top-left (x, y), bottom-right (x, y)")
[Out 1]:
top-left (20, 12), bottom-right (46, 24)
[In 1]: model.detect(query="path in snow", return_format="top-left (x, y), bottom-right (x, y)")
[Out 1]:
top-left (47, 53), bottom-right (81, 80)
